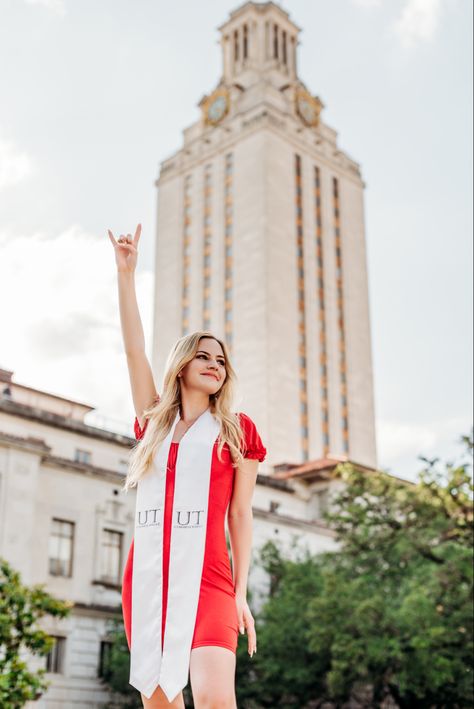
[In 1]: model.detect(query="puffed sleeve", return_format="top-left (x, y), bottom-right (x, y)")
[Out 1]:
top-left (133, 394), bottom-right (160, 440)
top-left (133, 416), bottom-right (148, 440)
top-left (238, 412), bottom-right (267, 462)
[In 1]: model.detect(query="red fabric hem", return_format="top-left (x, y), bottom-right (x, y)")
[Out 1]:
top-left (191, 641), bottom-right (237, 654)
top-left (242, 451), bottom-right (266, 462)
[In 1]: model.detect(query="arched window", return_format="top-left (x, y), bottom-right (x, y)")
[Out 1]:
top-left (234, 29), bottom-right (239, 62)
top-left (282, 30), bottom-right (287, 64)
top-left (273, 24), bottom-right (278, 59)
top-left (243, 23), bottom-right (248, 59)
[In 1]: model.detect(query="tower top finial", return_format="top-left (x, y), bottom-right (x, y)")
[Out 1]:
top-left (218, 2), bottom-right (301, 33)
top-left (218, 1), bottom-right (301, 84)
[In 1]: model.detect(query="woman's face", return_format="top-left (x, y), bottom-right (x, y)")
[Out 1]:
top-left (179, 338), bottom-right (227, 394)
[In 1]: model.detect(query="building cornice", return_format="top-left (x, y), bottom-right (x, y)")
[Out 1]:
top-left (73, 601), bottom-right (122, 619)
top-left (156, 105), bottom-right (363, 188)
top-left (253, 505), bottom-right (336, 537)
top-left (42, 453), bottom-right (126, 485)
top-left (0, 429), bottom-right (51, 455)
top-left (0, 399), bottom-right (133, 447)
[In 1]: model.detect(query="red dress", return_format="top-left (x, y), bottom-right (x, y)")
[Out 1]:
top-left (121, 410), bottom-right (266, 654)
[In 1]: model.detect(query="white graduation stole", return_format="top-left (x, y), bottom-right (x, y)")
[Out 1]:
top-left (129, 406), bottom-right (220, 702)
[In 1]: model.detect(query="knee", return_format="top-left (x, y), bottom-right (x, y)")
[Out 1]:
top-left (193, 690), bottom-right (235, 709)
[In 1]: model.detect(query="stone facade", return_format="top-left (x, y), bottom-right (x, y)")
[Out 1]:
top-left (0, 373), bottom-right (135, 708)
top-left (151, 1), bottom-right (377, 471)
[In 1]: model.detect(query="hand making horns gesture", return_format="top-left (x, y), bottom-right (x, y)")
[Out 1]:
top-left (107, 223), bottom-right (142, 273)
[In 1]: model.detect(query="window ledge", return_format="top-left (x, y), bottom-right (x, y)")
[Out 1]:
top-left (92, 578), bottom-right (121, 591)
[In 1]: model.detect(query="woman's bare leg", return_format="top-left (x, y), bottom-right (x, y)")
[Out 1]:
top-left (140, 685), bottom-right (185, 709)
top-left (189, 646), bottom-right (237, 709)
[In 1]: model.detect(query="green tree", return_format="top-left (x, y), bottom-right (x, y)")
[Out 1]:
top-left (242, 541), bottom-right (327, 708)
top-left (243, 430), bottom-right (473, 708)
top-left (100, 618), bottom-right (142, 709)
top-left (0, 558), bottom-right (72, 709)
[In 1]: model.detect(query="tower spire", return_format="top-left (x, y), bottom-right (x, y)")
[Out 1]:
top-left (218, 2), bottom-right (301, 87)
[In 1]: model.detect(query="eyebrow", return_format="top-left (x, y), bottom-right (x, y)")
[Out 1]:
top-left (197, 350), bottom-right (226, 361)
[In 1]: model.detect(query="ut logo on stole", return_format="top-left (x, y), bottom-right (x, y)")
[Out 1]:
top-left (137, 508), bottom-right (162, 527)
top-left (174, 509), bottom-right (205, 529)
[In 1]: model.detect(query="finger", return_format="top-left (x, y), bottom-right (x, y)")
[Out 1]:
top-left (107, 229), bottom-right (117, 245)
top-left (116, 233), bottom-right (135, 249)
top-left (248, 626), bottom-right (257, 656)
top-left (133, 223), bottom-right (142, 245)
top-left (243, 614), bottom-right (255, 647)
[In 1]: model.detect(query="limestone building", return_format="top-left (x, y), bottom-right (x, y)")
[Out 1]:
top-left (152, 1), bottom-right (377, 471)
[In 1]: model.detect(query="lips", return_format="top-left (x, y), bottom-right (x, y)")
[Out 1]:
top-left (201, 373), bottom-right (219, 381)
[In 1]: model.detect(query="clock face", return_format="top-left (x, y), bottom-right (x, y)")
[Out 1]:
top-left (296, 91), bottom-right (321, 128)
top-left (204, 90), bottom-right (229, 126)
top-left (298, 98), bottom-right (317, 125)
top-left (208, 96), bottom-right (227, 123)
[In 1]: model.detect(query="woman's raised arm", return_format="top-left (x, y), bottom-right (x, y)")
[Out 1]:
top-left (108, 223), bottom-right (158, 427)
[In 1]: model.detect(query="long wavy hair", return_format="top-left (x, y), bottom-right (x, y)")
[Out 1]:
top-left (122, 330), bottom-right (245, 492)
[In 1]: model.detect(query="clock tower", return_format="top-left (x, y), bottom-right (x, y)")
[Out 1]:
top-left (151, 1), bottom-right (377, 471)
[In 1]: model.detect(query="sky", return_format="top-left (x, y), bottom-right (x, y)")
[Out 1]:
top-left (0, 0), bottom-right (472, 481)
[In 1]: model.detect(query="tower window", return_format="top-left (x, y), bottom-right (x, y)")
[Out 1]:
top-left (273, 24), bottom-right (278, 59)
top-left (282, 31), bottom-right (287, 64)
top-left (233, 29), bottom-right (239, 61)
top-left (243, 24), bottom-right (248, 60)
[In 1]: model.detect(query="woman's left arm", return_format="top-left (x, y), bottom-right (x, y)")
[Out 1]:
top-left (228, 457), bottom-right (259, 658)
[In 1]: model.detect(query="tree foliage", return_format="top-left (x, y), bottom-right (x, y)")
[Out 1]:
top-left (242, 430), bottom-right (473, 708)
top-left (0, 558), bottom-right (72, 709)
top-left (99, 618), bottom-right (142, 709)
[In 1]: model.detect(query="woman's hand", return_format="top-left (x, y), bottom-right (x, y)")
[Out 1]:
top-left (108, 223), bottom-right (141, 273)
top-left (235, 593), bottom-right (257, 658)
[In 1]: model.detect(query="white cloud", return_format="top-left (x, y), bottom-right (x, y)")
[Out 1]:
top-left (377, 416), bottom-right (471, 480)
top-left (351, 0), bottom-right (382, 7)
top-left (393, 0), bottom-right (444, 48)
top-left (0, 226), bottom-right (154, 434)
top-left (0, 138), bottom-right (34, 191)
top-left (24, 0), bottom-right (65, 15)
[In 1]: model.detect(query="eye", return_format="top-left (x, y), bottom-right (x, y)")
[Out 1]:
top-left (197, 353), bottom-right (226, 366)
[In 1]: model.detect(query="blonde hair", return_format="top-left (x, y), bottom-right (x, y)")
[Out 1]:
top-left (122, 330), bottom-right (245, 492)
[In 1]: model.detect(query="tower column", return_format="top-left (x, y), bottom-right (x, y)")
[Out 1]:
top-left (222, 34), bottom-right (231, 80)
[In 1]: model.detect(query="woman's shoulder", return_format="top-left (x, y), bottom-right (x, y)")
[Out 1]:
top-left (235, 411), bottom-right (267, 462)
top-left (235, 410), bottom-right (252, 423)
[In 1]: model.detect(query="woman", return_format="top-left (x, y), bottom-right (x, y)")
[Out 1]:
top-left (108, 224), bottom-right (267, 709)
